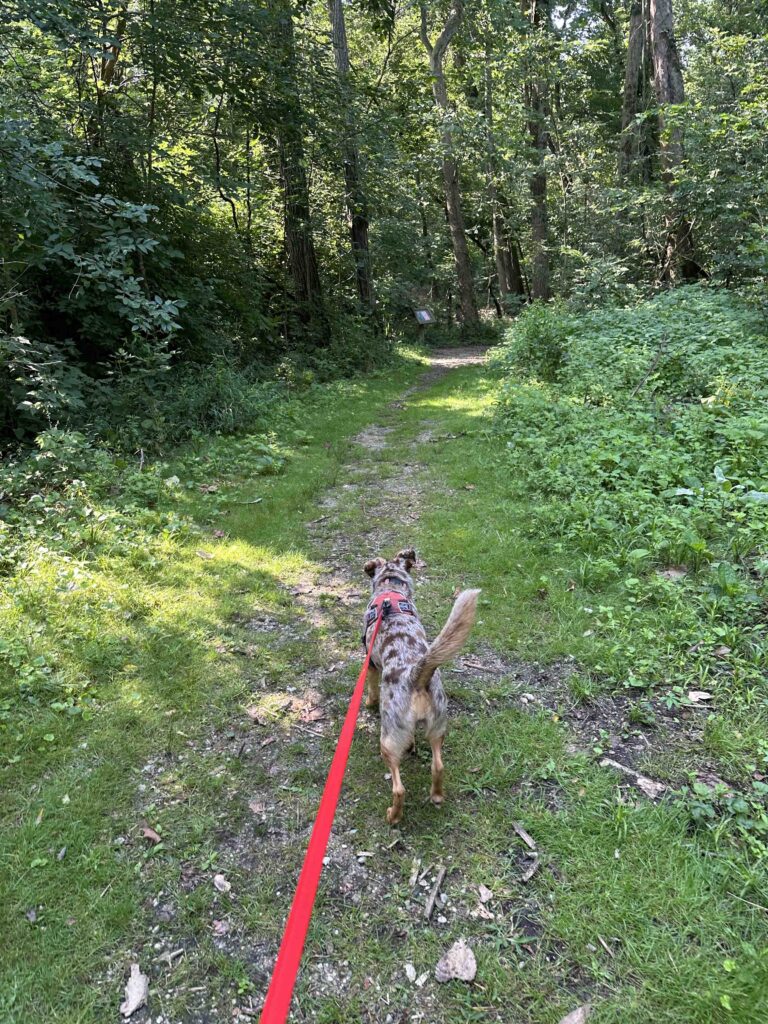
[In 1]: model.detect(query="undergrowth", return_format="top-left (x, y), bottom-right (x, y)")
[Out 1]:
top-left (492, 285), bottom-right (768, 851)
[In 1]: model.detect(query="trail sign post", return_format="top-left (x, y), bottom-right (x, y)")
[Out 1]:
top-left (413, 308), bottom-right (435, 344)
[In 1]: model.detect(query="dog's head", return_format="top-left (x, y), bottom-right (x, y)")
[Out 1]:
top-left (363, 548), bottom-right (416, 596)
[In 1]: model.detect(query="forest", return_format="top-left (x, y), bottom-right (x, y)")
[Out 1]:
top-left (2, 1), bottom-right (768, 1023)
top-left (2, 0), bottom-right (766, 448)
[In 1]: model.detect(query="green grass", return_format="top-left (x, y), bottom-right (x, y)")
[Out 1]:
top-left (2, 337), bottom-right (768, 1024)
top-left (0, 355), bottom-right (426, 1022)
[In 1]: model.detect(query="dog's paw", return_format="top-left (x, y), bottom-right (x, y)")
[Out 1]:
top-left (430, 793), bottom-right (444, 807)
top-left (386, 806), bottom-right (402, 825)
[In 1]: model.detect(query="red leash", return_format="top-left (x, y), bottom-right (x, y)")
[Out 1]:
top-left (258, 605), bottom-right (385, 1024)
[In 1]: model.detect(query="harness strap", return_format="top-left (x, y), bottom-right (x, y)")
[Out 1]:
top-left (362, 589), bottom-right (415, 644)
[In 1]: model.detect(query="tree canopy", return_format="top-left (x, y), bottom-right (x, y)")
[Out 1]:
top-left (2, 0), bottom-right (767, 443)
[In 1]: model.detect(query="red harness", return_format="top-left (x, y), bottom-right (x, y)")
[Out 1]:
top-left (363, 589), bottom-right (415, 643)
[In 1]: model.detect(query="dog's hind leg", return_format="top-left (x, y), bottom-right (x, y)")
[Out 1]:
top-left (366, 666), bottom-right (380, 708)
top-left (381, 740), bottom-right (405, 825)
top-left (429, 734), bottom-right (445, 806)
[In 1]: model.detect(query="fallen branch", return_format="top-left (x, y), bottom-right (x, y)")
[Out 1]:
top-left (424, 864), bottom-right (447, 920)
top-left (599, 757), bottom-right (666, 799)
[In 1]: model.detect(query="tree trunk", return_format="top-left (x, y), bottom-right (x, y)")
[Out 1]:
top-left (525, 1), bottom-right (551, 301)
top-left (419, 2), bottom-right (478, 326)
top-left (276, 6), bottom-right (326, 338)
top-left (648, 0), bottom-right (702, 281)
top-left (89, 5), bottom-right (127, 149)
top-left (619, 2), bottom-right (645, 176)
top-left (509, 240), bottom-right (528, 300)
top-left (484, 46), bottom-right (526, 307)
top-left (328, 0), bottom-right (374, 310)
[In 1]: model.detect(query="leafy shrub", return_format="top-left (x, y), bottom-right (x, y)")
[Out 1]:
top-left (493, 286), bottom-right (768, 738)
top-left (492, 300), bottom-right (573, 381)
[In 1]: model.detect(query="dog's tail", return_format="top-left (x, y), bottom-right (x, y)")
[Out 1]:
top-left (412, 589), bottom-right (481, 690)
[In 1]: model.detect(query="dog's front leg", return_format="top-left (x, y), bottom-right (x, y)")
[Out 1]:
top-left (380, 740), bottom-right (405, 825)
top-left (366, 666), bottom-right (380, 708)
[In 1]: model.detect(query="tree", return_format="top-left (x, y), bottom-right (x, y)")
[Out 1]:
top-left (648, 0), bottom-right (703, 281)
top-left (524, 0), bottom-right (551, 301)
top-left (328, 0), bottom-right (375, 310)
top-left (619, 1), bottom-right (648, 178)
top-left (274, 3), bottom-right (327, 338)
top-left (419, 1), bottom-right (479, 326)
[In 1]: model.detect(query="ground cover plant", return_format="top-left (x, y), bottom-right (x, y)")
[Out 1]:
top-left (492, 285), bottom-right (768, 811)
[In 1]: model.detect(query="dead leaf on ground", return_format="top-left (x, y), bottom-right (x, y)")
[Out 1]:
top-left (213, 873), bottom-right (232, 893)
top-left (405, 963), bottom-right (417, 983)
top-left (462, 484), bottom-right (476, 491)
top-left (300, 706), bottom-right (325, 723)
top-left (248, 799), bottom-right (266, 815)
top-left (435, 939), bottom-right (477, 983)
top-left (212, 529), bottom-right (226, 538)
top-left (557, 1005), bottom-right (592, 1024)
top-left (213, 919), bottom-right (230, 936)
top-left (478, 883), bottom-right (493, 904)
top-left (657, 566), bottom-right (688, 581)
top-left (688, 690), bottom-right (713, 704)
top-left (196, 549), bottom-right (214, 560)
top-left (713, 644), bottom-right (732, 658)
top-left (246, 706), bottom-right (267, 724)
top-left (25, 908), bottom-right (37, 924)
top-left (199, 483), bottom-right (219, 493)
top-left (141, 824), bottom-right (162, 844)
top-left (120, 963), bottom-right (149, 1018)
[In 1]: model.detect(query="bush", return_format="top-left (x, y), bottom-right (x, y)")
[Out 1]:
top-left (493, 285), bottom-right (768, 712)
top-left (492, 300), bottom-right (573, 381)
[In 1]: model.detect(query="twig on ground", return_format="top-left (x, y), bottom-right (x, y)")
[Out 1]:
top-left (512, 821), bottom-right (537, 851)
top-left (291, 723), bottom-right (324, 737)
top-left (728, 892), bottom-right (768, 914)
top-left (424, 864), bottom-right (447, 920)
top-left (597, 935), bottom-right (615, 958)
top-left (418, 861), bottom-right (435, 883)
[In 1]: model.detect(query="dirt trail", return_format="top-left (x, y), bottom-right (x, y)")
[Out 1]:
top-left (145, 348), bottom-right (670, 1022)
top-left (220, 347), bottom-right (570, 1018)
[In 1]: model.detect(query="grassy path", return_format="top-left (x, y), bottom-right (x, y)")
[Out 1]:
top-left (3, 350), bottom-right (766, 1023)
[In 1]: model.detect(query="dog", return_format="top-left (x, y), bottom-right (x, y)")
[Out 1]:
top-left (362, 549), bottom-right (480, 824)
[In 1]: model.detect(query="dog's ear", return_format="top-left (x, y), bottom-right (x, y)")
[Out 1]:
top-left (364, 557), bottom-right (385, 578)
top-left (395, 548), bottom-right (417, 572)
